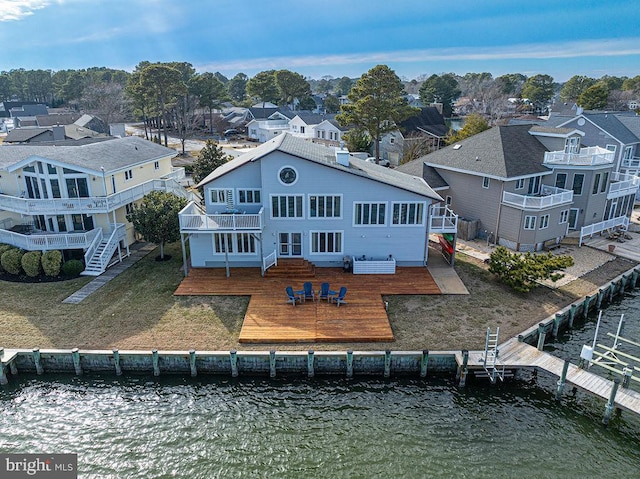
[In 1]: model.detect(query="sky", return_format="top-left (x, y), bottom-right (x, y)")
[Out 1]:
top-left (0, 0), bottom-right (639, 82)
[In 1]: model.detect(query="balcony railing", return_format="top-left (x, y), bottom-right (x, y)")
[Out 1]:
top-left (621, 157), bottom-right (640, 169)
top-left (0, 226), bottom-right (101, 251)
top-left (608, 171), bottom-right (640, 199)
top-left (543, 146), bottom-right (614, 166)
top-left (162, 167), bottom-right (186, 182)
top-left (502, 185), bottom-right (573, 210)
top-left (179, 202), bottom-right (264, 232)
top-left (579, 216), bottom-right (629, 246)
top-left (0, 178), bottom-right (195, 216)
top-left (429, 204), bottom-right (458, 234)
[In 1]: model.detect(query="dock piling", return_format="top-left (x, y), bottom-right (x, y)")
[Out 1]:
top-left (622, 366), bottom-right (633, 389)
top-left (32, 348), bottom-right (43, 375)
top-left (384, 350), bottom-right (391, 378)
top-left (189, 350), bottom-right (197, 377)
top-left (537, 323), bottom-right (547, 351)
top-left (602, 378), bottom-right (621, 426)
top-left (307, 350), bottom-right (315, 378)
top-left (0, 365), bottom-right (6, 385)
top-left (230, 350), bottom-right (238, 378)
top-left (152, 349), bottom-right (160, 377)
top-left (556, 360), bottom-right (570, 400)
top-left (346, 350), bottom-right (353, 378)
top-left (113, 349), bottom-right (122, 376)
top-left (420, 350), bottom-right (429, 378)
top-left (269, 350), bottom-right (276, 378)
top-left (552, 314), bottom-right (562, 338)
top-left (458, 350), bottom-right (469, 387)
top-left (72, 348), bottom-right (82, 376)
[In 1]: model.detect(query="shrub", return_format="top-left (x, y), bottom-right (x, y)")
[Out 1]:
top-left (61, 259), bottom-right (85, 277)
top-left (1, 248), bottom-right (24, 275)
top-left (0, 244), bottom-right (14, 272)
top-left (21, 251), bottom-right (42, 277)
top-left (41, 250), bottom-right (63, 277)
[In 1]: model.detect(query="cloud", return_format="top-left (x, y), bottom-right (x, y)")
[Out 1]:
top-left (0, 0), bottom-right (54, 22)
top-left (198, 38), bottom-right (640, 74)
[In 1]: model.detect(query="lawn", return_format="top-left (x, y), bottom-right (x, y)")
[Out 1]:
top-left (0, 242), bottom-right (635, 352)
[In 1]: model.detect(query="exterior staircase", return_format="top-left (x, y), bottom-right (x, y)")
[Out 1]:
top-left (265, 258), bottom-right (316, 278)
top-left (82, 224), bottom-right (127, 276)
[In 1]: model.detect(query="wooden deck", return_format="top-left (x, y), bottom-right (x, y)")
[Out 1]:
top-left (457, 339), bottom-right (640, 417)
top-left (174, 267), bottom-right (441, 343)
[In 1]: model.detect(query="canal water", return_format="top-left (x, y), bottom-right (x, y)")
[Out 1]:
top-left (1, 293), bottom-right (639, 478)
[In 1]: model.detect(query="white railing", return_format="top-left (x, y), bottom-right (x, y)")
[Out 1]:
top-left (0, 178), bottom-right (195, 215)
top-left (543, 146), bottom-right (614, 166)
top-left (430, 204), bottom-right (458, 233)
top-left (352, 256), bottom-right (396, 274)
top-left (83, 228), bottom-right (104, 267)
top-left (162, 167), bottom-right (186, 182)
top-left (262, 249), bottom-right (277, 274)
top-left (579, 216), bottom-right (629, 246)
top-left (621, 157), bottom-right (640, 169)
top-left (608, 172), bottom-right (640, 199)
top-left (94, 224), bottom-right (126, 271)
top-left (0, 227), bottom-right (100, 251)
top-left (502, 185), bottom-right (573, 210)
top-left (179, 203), bottom-right (264, 232)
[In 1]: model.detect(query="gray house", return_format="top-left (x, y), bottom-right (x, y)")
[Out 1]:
top-left (399, 124), bottom-right (638, 251)
top-left (179, 133), bottom-right (458, 272)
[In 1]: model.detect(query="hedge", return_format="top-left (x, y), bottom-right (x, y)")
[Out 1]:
top-left (21, 251), bottom-right (42, 277)
top-left (42, 250), bottom-right (63, 277)
top-left (1, 248), bottom-right (24, 275)
top-left (0, 244), bottom-right (14, 272)
top-left (61, 259), bottom-right (85, 277)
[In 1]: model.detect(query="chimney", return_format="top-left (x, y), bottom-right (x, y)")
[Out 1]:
top-left (52, 125), bottom-right (65, 141)
top-left (335, 146), bottom-right (350, 167)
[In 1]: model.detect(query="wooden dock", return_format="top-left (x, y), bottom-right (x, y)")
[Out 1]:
top-left (456, 339), bottom-right (640, 417)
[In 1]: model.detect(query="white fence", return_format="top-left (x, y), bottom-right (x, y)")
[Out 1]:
top-left (0, 227), bottom-right (100, 251)
top-left (430, 205), bottom-right (458, 233)
top-left (262, 249), bottom-right (277, 275)
top-left (579, 216), bottom-right (630, 246)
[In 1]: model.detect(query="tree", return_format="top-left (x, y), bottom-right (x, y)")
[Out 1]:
top-left (228, 73), bottom-right (248, 103)
top-left (335, 76), bottom-right (353, 96)
top-left (126, 191), bottom-right (187, 260)
top-left (246, 70), bottom-right (279, 108)
top-left (274, 69), bottom-right (312, 108)
top-left (192, 72), bottom-right (227, 134)
top-left (192, 140), bottom-right (231, 195)
top-left (578, 83), bottom-right (609, 110)
top-left (559, 75), bottom-right (595, 102)
top-left (418, 73), bottom-right (461, 117)
top-left (488, 246), bottom-right (574, 293)
top-left (81, 80), bottom-right (130, 128)
top-left (447, 113), bottom-right (489, 144)
top-left (324, 94), bottom-right (340, 113)
top-left (337, 65), bottom-right (417, 162)
top-left (298, 96), bottom-right (317, 111)
top-left (316, 78), bottom-right (332, 95)
top-left (495, 73), bottom-right (526, 95)
top-left (521, 74), bottom-right (555, 112)
top-left (342, 128), bottom-right (372, 153)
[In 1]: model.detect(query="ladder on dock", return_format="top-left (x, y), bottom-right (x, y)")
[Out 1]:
top-left (482, 327), bottom-right (505, 383)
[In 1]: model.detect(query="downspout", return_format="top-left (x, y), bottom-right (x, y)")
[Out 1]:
top-left (181, 233), bottom-right (188, 277)
top-left (424, 203), bottom-right (432, 266)
top-left (494, 182), bottom-right (505, 247)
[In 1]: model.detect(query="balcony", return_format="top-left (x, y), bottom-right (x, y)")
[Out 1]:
top-left (607, 172), bottom-right (640, 199)
top-left (543, 146), bottom-right (614, 166)
top-left (162, 167), bottom-right (186, 182)
top-left (0, 178), bottom-right (194, 216)
top-left (179, 202), bottom-right (264, 232)
top-left (0, 222), bottom-right (101, 251)
top-left (621, 157), bottom-right (640, 169)
top-left (502, 185), bottom-right (573, 210)
top-left (429, 204), bottom-right (458, 234)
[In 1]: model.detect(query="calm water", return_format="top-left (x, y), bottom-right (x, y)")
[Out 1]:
top-left (1, 293), bottom-right (639, 478)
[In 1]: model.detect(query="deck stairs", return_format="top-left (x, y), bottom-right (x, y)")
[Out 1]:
top-left (481, 327), bottom-right (505, 383)
top-left (82, 227), bottom-right (126, 276)
top-left (265, 258), bottom-right (316, 278)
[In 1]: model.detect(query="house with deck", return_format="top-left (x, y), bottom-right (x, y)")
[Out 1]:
top-left (0, 136), bottom-right (191, 275)
top-left (398, 124), bottom-right (639, 251)
top-left (179, 133), bottom-right (458, 274)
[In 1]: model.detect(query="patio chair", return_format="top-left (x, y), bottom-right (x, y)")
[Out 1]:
top-left (302, 281), bottom-right (316, 302)
top-left (333, 286), bottom-right (348, 307)
top-left (285, 286), bottom-right (302, 306)
top-left (318, 282), bottom-right (335, 302)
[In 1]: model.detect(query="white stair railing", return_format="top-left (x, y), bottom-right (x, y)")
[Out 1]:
top-left (262, 249), bottom-right (277, 275)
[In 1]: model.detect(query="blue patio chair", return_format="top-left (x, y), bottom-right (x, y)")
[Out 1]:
top-left (302, 281), bottom-right (316, 302)
top-left (318, 282), bottom-right (333, 302)
top-left (334, 286), bottom-right (348, 307)
top-left (285, 286), bottom-right (302, 306)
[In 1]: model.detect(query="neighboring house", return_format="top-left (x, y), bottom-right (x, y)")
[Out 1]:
top-left (289, 113), bottom-right (344, 146)
top-left (246, 110), bottom-right (293, 143)
top-left (398, 124), bottom-right (639, 251)
top-left (380, 107), bottom-right (448, 166)
top-left (4, 124), bottom-right (109, 144)
top-left (179, 133), bottom-right (457, 272)
top-left (0, 137), bottom-right (191, 275)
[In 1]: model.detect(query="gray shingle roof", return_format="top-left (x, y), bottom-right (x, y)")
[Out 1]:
top-left (616, 115), bottom-right (640, 141)
top-left (418, 125), bottom-right (550, 179)
top-left (396, 161), bottom-right (449, 189)
top-left (579, 113), bottom-right (639, 144)
top-left (0, 136), bottom-right (176, 173)
top-left (199, 133), bottom-right (442, 201)
top-left (4, 128), bottom-right (51, 142)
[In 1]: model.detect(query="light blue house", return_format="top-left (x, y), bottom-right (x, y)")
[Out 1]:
top-left (179, 133), bottom-right (457, 274)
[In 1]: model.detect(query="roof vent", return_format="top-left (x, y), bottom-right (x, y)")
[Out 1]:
top-left (335, 146), bottom-right (350, 167)
top-left (475, 156), bottom-right (480, 161)
top-left (453, 144), bottom-right (461, 150)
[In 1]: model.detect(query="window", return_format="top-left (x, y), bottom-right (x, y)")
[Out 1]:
top-left (330, 131), bottom-right (339, 141)
top-left (214, 233), bottom-right (233, 253)
top-left (606, 144), bottom-right (617, 153)
top-left (572, 174), bottom-right (585, 195)
top-left (482, 177), bottom-right (490, 188)
top-left (559, 210), bottom-right (569, 224)
top-left (154, 161), bottom-right (160, 170)
top-left (592, 173), bottom-right (601, 195)
top-left (311, 231), bottom-right (342, 254)
top-left (65, 178), bottom-right (89, 198)
top-left (555, 173), bottom-right (567, 189)
top-left (50, 179), bottom-right (61, 198)
top-left (317, 130), bottom-right (325, 139)
top-left (125, 203), bottom-right (134, 215)
top-left (238, 189), bottom-right (261, 204)
top-left (390, 137), bottom-right (395, 144)
top-left (601, 171), bottom-right (609, 193)
top-left (309, 195), bottom-right (341, 218)
top-left (300, 126), bottom-right (305, 134)
top-left (210, 189), bottom-right (226, 204)
top-left (445, 196), bottom-right (452, 206)
top-left (527, 176), bottom-right (541, 195)
top-left (392, 202), bottom-right (424, 225)
top-left (539, 214), bottom-right (549, 229)
top-left (515, 178), bottom-right (525, 190)
top-left (214, 233), bottom-right (257, 254)
top-left (271, 195), bottom-right (303, 218)
top-left (235, 233), bottom-right (256, 254)
top-left (524, 216), bottom-right (536, 230)
top-left (565, 137), bottom-right (580, 154)
top-left (354, 202), bottom-right (386, 225)
top-left (124, 169), bottom-right (133, 181)
top-left (47, 164), bottom-right (57, 174)
top-left (624, 146), bottom-right (633, 160)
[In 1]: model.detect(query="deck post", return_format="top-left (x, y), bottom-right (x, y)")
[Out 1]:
top-left (622, 366), bottom-right (633, 388)
top-left (602, 378), bottom-right (621, 426)
top-left (307, 350), bottom-right (315, 378)
top-left (113, 349), bottom-right (122, 376)
top-left (72, 348), bottom-right (82, 376)
top-left (458, 350), bottom-right (469, 387)
top-left (608, 283), bottom-right (615, 303)
top-left (596, 288), bottom-right (605, 309)
top-left (230, 350), bottom-right (238, 378)
top-left (180, 233), bottom-right (188, 278)
top-left (569, 304), bottom-right (577, 329)
top-left (632, 269), bottom-right (639, 288)
top-left (346, 350), bottom-right (353, 378)
top-left (33, 348), bottom-right (43, 375)
top-left (556, 360), bottom-right (570, 400)
top-left (152, 349), bottom-right (160, 377)
top-left (517, 334), bottom-right (524, 342)
top-left (189, 350), bottom-right (197, 377)
top-left (384, 350), bottom-right (391, 378)
top-left (9, 360), bottom-right (18, 376)
top-left (269, 350), bottom-right (276, 378)
top-left (0, 364), bottom-right (6, 385)
top-left (420, 350), bottom-right (429, 378)
top-left (583, 295), bottom-right (591, 319)
top-left (552, 314), bottom-right (562, 338)
top-left (536, 323), bottom-right (547, 351)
